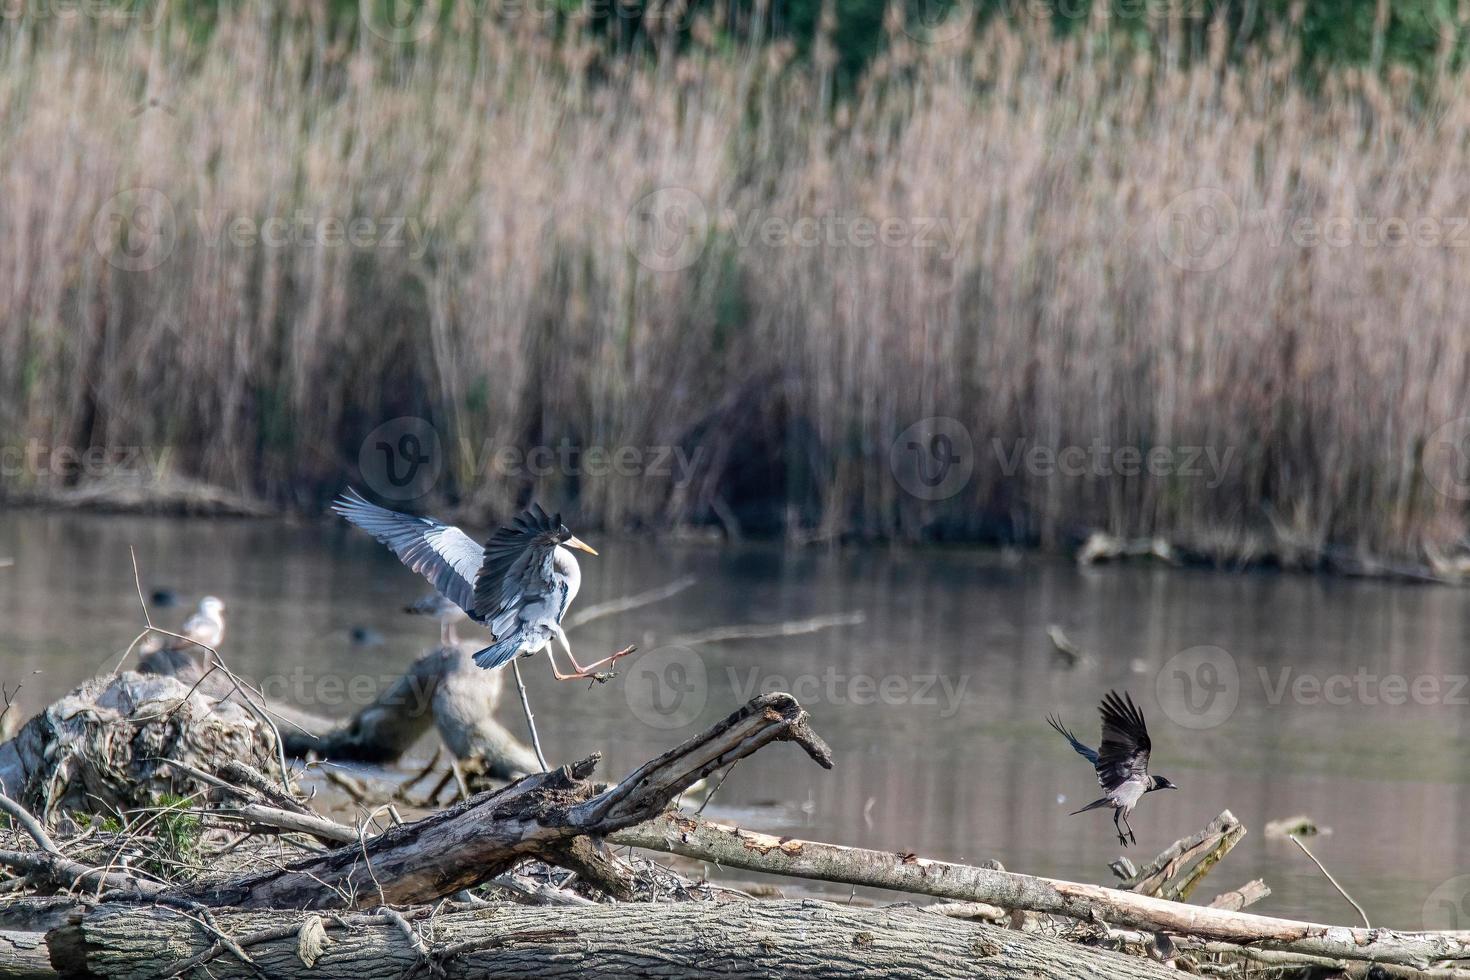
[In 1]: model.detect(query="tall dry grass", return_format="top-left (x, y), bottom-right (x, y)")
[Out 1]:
top-left (3, 8), bottom-right (1470, 562)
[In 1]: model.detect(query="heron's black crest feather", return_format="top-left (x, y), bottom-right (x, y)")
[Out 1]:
top-left (472, 502), bottom-right (569, 622)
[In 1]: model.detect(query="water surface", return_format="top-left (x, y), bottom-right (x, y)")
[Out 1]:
top-left (2, 511), bottom-right (1468, 927)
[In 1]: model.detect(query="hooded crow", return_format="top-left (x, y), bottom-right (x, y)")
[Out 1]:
top-left (1048, 690), bottom-right (1177, 846)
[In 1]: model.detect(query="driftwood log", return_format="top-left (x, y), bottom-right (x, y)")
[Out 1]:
top-left (175, 694), bottom-right (831, 910)
top-left (613, 811), bottom-right (1470, 968)
top-left (278, 643), bottom-right (540, 777)
top-left (0, 672), bottom-right (276, 817)
top-left (46, 899), bottom-right (1178, 980)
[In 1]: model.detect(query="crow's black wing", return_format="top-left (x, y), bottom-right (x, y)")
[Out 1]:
top-left (1047, 715), bottom-right (1099, 765)
top-left (1094, 690), bottom-right (1151, 792)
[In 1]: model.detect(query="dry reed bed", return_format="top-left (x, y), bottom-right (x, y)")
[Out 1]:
top-left (2, 10), bottom-right (1469, 562)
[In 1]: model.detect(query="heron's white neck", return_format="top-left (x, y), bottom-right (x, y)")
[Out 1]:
top-left (553, 546), bottom-right (583, 604)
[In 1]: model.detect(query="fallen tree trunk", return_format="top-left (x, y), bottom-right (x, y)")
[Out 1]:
top-left (176, 693), bottom-right (832, 910)
top-left (612, 811), bottom-right (1470, 968)
top-left (48, 898), bottom-right (1177, 980)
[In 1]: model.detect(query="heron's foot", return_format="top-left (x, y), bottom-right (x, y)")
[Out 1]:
top-left (551, 645), bottom-right (638, 682)
top-left (1117, 833), bottom-right (1130, 847)
top-left (1128, 830), bottom-right (1137, 846)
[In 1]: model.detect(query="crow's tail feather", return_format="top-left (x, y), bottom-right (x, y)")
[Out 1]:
top-left (1069, 796), bottom-right (1113, 816)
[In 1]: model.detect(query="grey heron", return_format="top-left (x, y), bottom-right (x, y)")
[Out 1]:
top-left (404, 592), bottom-right (467, 646)
top-left (332, 488), bottom-right (633, 680)
top-left (1048, 690), bottom-right (1177, 846)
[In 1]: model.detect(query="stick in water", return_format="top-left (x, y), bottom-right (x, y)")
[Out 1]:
top-left (1288, 834), bottom-right (1370, 928)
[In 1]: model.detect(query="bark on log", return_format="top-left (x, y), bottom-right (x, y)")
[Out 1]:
top-left (0, 929), bottom-right (53, 979)
top-left (48, 899), bottom-right (1178, 980)
top-left (173, 694), bottom-right (832, 911)
top-left (0, 672), bottom-right (276, 817)
top-left (612, 811), bottom-right (1470, 968)
top-left (278, 644), bottom-right (540, 778)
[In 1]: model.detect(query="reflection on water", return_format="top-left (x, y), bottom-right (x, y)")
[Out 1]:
top-left (2, 510), bottom-right (1469, 926)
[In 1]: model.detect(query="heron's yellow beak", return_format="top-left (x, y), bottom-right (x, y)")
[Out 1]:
top-left (566, 535), bottom-right (598, 556)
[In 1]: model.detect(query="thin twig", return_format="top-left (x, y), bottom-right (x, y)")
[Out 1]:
top-left (357, 805), bottom-right (394, 908)
top-left (512, 659), bottom-right (550, 773)
top-left (1288, 834), bottom-right (1370, 928)
top-left (694, 759), bottom-right (740, 816)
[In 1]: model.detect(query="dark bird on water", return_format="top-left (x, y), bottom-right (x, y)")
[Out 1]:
top-left (1047, 690), bottom-right (1177, 846)
top-left (333, 488), bottom-right (634, 680)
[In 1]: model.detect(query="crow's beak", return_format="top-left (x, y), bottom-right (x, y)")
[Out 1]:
top-left (566, 535), bottom-right (598, 556)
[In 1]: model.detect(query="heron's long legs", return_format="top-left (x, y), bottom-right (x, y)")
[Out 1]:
top-left (544, 629), bottom-right (636, 681)
top-left (1121, 810), bottom-right (1137, 846)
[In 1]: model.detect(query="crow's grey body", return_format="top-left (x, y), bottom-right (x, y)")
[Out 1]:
top-left (1047, 691), bottom-right (1176, 846)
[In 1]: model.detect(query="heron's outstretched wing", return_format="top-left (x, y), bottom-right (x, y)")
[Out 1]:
top-left (472, 503), bottom-right (563, 629)
top-left (1095, 690), bottom-right (1151, 792)
top-left (333, 487), bottom-right (483, 615)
